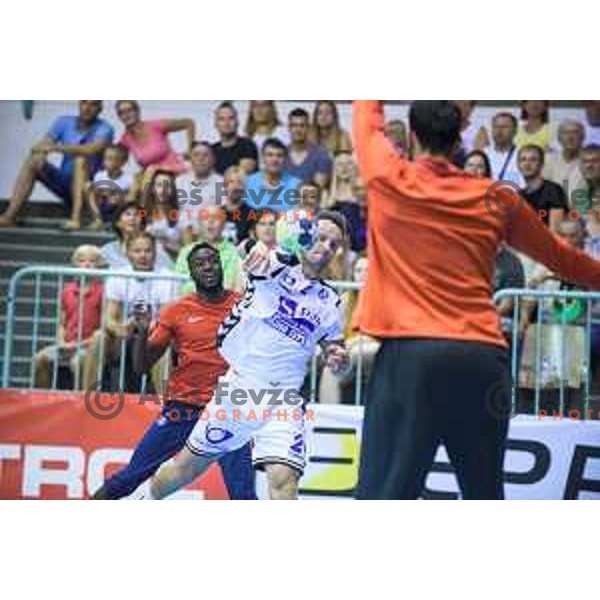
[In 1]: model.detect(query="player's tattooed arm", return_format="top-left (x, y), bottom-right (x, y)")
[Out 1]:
top-left (321, 340), bottom-right (351, 377)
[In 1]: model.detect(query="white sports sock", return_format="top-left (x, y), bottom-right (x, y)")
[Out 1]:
top-left (142, 485), bottom-right (157, 500)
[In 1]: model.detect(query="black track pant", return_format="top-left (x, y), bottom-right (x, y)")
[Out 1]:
top-left (356, 338), bottom-right (511, 500)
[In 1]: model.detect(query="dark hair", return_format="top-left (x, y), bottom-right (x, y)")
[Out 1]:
top-left (583, 143), bottom-right (600, 154)
top-left (492, 112), bottom-right (518, 130)
top-left (216, 101), bottom-right (237, 116)
top-left (317, 209), bottom-right (348, 243)
top-left (115, 100), bottom-right (141, 114)
top-left (464, 150), bottom-right (492, 178)
top-left (520, 101), bottom-right (550, 124)
top-left (408, 101), bottom-right (462, 156)
top-left (288, 108), bottom-right (310, 121)
top-left (112, 200), bottom-right (145, 240)
top-left (125, 230), bottom-right (156, 252)
top-left (107, 143), bottom-right (129, 162)
top-left (518, 144), bottom-right (545, 167)
top-left (262, 137), bottom-right (288, 156)
top-left (186, 241), bottom-right (220, 270)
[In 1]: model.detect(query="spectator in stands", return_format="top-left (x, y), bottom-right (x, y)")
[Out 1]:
top-left (578, 145), bottom-right (600, 211)
top-left (299, 182), bottom-right (322, 214)
top-left (515, 101), bottom-right (555, 152)
top-left (285, 108), bottom-right (333, 187)
top-left (238, 209), bottom-right (278, 259)
top-left (486, 112), bottom-right (524, 187)
top-left (245, 101), bottom-right (289, 152)
top-left (544, 120), bottom-right (586, 201)
top-left (34, 245), bottom-right (105, 390)
top-left (86, 144), bottom-right (134, 231)
top-left (101, 201), bottom-right (172, 270)
top-left (145, 171), bottom-right (182, 258)
top-left (212, 102), bottom-right (259, 175)
top-left (586, 188), bottom-right (600, 258)
top-left (116, 100), bottom-right (194, 193)
top-left (244, 138), bottom-right (302, 210)
top-left (311, 101), bottom-right (352, 157)
top-left (331, 177), bottom-right (367, 254)
top-left (464, 150), bottom-right (492, 178)
top-left (88, 231), bottom-right (177, 393)
top-left (0, 100), bottom-right (114, 229)
top-left (319, 256), bottom-right (379, 404)
top-left (518, 218), bottom-right (588, 412)
top-left (176, 142), bottom-right (225, 242)
top-left (494, 244), bottom-right (525, 344)
top-left (221, 166), bottom-right (252, 245)
top-left (175, 205), bottom-right (243, 294)
top-left (518, 144), bottom-right (567, 224)
top-left (384, 119), bottom-right (408, 153)
top-left (455, 100), bottom-right (488, 155)
top-left (584, 101), bottom-right (600, 146)
top-left (323, 151), bottom-right (358, 208)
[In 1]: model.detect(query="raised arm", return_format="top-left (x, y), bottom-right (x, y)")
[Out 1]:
top-left (506, 197), bottom-right (600, 289)
top-left (160, 118), bottom-right (196, 155)
top-left (352, 101), bottom-right (405, 183)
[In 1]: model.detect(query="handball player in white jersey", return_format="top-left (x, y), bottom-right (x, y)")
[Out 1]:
top-left (147, 210), bottom-right (350, 499)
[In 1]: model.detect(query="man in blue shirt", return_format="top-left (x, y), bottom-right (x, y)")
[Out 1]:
top-left (285, 108), bottom-right (333, 188)
top-left (0, 100), bottom-right (114, 229)
top-left (244, 138), bottom-right (302, 211)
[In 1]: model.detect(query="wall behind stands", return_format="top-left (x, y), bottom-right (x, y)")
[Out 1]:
top-left (0, 100), bottom-right (588, 203)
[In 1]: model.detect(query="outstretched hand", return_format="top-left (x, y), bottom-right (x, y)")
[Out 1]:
top-left (243, 241), bottom-right (272, 276)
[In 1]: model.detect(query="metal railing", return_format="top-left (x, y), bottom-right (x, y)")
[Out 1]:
top-left (2, 266), bottom-right (186, 392)
top-left (494, 288), bottom-right (600, 420)
top-left (2, 266), bottom-right (369, 404)
top-left (4, 266), bottom-right (600, 416)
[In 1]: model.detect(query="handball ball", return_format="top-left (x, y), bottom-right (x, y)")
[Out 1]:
top-left (275, 210), bottom-right (319, 258)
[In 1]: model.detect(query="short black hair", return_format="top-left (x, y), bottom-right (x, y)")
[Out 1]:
top-left (583, 143), bottom-right (600, 153)
top-left (317, 210), bottom-right (348, 243)
top-left (408, 101), bottom-right (462, 156)
top-left (262, 137), bottom-right (288, 156)
top-left (217, 101), bottom-right (237, 114)
top-left (288, 108), bottom-right (310, 121)
top-left (492, 112), bottom-right (518, 130)
top-left (518, 144), bottom-right (545, 166)
top-left (186, 242), bottom-right (220, 271)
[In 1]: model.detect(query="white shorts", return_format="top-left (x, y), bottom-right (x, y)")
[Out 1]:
top-left (185, 370), bottom-right (307, 474)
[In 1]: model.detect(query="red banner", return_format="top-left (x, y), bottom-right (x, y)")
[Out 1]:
top-left (0, 389), bottom-right (229, 499)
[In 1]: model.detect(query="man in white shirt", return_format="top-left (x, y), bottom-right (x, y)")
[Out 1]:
top-left (544, 120), bottom-right (586, 202)
top-left (487, 112), bottom-right (524, 187)
top-left (176, 142), bottom-right (224, 237)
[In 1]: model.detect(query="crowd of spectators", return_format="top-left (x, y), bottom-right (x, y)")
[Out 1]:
top-left (4, 100), bottom-right (600, 409)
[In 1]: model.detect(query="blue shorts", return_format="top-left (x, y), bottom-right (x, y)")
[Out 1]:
top-left (37, 162), bottom-right (73, 206)
top-left (102, 401), bottom-right (257, 499)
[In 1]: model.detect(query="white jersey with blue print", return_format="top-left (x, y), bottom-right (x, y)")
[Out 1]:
top-left (217, 258), bottom-right (343, 391)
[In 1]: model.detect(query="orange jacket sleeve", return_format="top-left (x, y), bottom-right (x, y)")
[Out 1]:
top-left (352, 101), bottom-right (407, 184)
top-left (506, 198), bottom-right (600, 290)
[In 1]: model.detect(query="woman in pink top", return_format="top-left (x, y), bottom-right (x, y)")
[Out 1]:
top-left (116, 100), bottom-right (195, 188)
